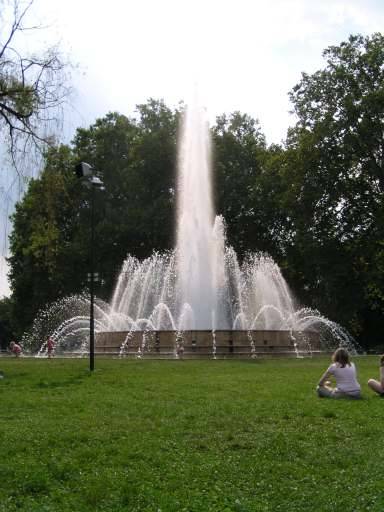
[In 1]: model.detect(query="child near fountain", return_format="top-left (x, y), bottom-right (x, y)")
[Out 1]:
top-left (9, 341), bottom-right (22, 358)
top-left (47, 337), bottom-right (55, 358)
top-left (367, 355), bottom-right (384, 396)
top-left (317, 347), bottom-right (361, 399)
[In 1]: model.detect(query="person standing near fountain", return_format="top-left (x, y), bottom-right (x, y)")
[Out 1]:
top-left (317, 348), bottom-right (361, 399)
top-left (47, 337), bottom-right (55, 358)
top-left (367, 355), bottom-right (384, 396)
top-left (9, 341), bottom-right (22, 358)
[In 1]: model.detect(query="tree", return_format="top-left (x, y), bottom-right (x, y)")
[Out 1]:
top-left (212, 112), bottom-right (285, 259)
top-left (7, 144), bottom-right (83, 334)
top-left (8, 101), bottom-right (179, 335)
top-left (284, 33), bottom-right (384, 344)
top-left (0, 296), bottom-right (14, 348)
top-left (212, 112), bottom-right (264, 254)
top-left (72, 99), bottom-right (178, 276)
top-left (0, 0), bottom-right (71, 167)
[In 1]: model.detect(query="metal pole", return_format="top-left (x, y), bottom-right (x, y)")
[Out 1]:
top-left (90, 183), bottom-right (95, 371)
top-left (75, 161), bottom-right (103, 371)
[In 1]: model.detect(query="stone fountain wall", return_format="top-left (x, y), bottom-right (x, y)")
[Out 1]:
top-left (95, 330), bottom-right (322, 358)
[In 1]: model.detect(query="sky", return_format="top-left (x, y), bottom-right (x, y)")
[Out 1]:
top-left (0, 0), bottom-right (383, 297)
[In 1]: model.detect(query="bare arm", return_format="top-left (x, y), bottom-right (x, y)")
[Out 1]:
top-left (380, 366), bottom-right (384, 388)
top-left (318, 369), bottom-right (332, 387)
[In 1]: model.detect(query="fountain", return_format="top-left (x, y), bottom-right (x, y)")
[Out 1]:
top-left (25, 97), bottom-right (357, 358)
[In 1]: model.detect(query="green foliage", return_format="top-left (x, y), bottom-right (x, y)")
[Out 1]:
top-left (72, 100), bottom-right (178, 280)
top-left (284, 33), bottom-right (384, 342)
top-left (8, 101), bottom-right (178, 335)
top-left (0, 358), bottom-right (384, 511)
top-left (212, 112), bottom-right (289, 261)
top-left (0, 76), bottom-right (37, 118)
top-left (0, 296), bottom-right (14, 348)
top-left (213, 112), bottom-right (269, 255)
top-left (7, 145), bottom-right (81, 335)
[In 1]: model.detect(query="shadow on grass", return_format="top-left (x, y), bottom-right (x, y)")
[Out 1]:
top-left (35, 371), bottom-right (91, 389)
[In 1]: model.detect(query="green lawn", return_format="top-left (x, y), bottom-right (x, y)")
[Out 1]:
top-left (0, 357), bottom-right (383, 511)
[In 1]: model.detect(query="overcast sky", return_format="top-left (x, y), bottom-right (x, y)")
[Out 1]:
top-left (36, 0), bottom-right (384, 143)
top-left (1, 0), bottom-right (383, 296)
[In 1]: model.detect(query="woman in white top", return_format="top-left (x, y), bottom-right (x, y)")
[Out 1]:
top-left (317, 347), bottom-right (361, 399)
top-left (367, 355), bottom-right (384, 396)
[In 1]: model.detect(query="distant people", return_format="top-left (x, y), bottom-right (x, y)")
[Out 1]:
top-left (47, 337), bottom-right (55, 358)
top-left (176, 343), bottom-right (184, 359)
top-left (367, 355), bottom-right (384, 396)
top-left (176, 334), bottom-right (184, 359)
top-left (317, 347), bottom-right (361, 399)
top-left (9, 341), bottom-right (22, 358)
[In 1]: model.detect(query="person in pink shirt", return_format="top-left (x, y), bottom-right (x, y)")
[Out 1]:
top-left (317, 347), bottom-right (361, 399)
top-left (367, 355), bottom-right (384, 396)
top-left (47, 337), bottom-right (55, 358)
top-left (9, 341), bottom-right (22, 358)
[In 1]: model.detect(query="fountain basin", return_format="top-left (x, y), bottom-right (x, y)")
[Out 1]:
top-left (95, 330), bottom-right (323, 359)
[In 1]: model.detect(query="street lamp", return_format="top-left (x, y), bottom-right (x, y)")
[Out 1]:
top-left (75, 162), bottom-right (105, 371)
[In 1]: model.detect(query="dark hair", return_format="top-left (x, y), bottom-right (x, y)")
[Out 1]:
top-left (380, 355), bottom-right (384, 367)
top-left (332, 347), bottom-right (350, 368)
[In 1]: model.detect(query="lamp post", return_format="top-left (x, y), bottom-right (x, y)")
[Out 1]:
top-left (75, 162), bottom-right (105, 371)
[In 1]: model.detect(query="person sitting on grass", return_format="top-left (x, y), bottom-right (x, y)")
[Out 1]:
top-left (367, 355), bottom-right (384, 396)
top-left (317, 347), bottom-right (361, 399)
top-left (9, 341), bottom-right (22, 358)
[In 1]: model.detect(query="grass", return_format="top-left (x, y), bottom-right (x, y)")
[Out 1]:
top-left (0, 356), bottom-right (383, 511)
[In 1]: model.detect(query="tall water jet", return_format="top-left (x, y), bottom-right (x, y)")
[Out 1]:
top-left (176, 98), bottom-right (225, 329)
